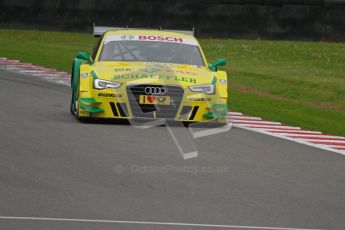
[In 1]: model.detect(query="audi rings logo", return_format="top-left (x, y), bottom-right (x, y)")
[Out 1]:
top-left (144, 87), bottom-right (167, 95)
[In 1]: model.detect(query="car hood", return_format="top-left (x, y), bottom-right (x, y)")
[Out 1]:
top-left (89, 62), bottom-right (215, 86)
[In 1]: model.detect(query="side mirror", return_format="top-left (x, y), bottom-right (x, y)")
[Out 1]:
top-left (76, 51), bottom-right (92, 64)
top-left (208, 58), bottom-right (227, 72)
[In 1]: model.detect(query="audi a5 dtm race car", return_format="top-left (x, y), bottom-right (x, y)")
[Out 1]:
top-left (70, 25), bottom-right (228, 123)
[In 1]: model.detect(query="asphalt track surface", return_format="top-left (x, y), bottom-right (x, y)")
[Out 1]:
top-left (0, 69), bottom-right (344, 230)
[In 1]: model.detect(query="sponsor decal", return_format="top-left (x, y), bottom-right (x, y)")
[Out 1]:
top-left (114, 68), bottom-right (134, 72)
top-left (80, 73), bottom-right (89, 78)
top-left (139, 95), bottom-right (171, 105)
top-left (138, 35), bottom-right (183, 43)
top-left (104, 35), bottom-right (199, 46)
top-left (97, 93), bottom-right (122, 98)
top-left (187, 98), bottom-right (212, 102)
top-left (220, 79), bottom-right (227, 85)
top-left (144, 62), bottom-right (176, 67)
top-left (113, 74), bottom-right (196, 83)
top-left (176, 70), bottom-right (196, 76)
top-left (139, 67), bottom-right (161, 73)
top-left (165, 69), bottom-right (197, 76)
top-left (120, 35), bottom-right (135, 40)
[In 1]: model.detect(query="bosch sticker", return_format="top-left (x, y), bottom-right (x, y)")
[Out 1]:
top-left (138, 35), bottom-right (183, 43)
top-left (105, 35), bottom-right (199, 46)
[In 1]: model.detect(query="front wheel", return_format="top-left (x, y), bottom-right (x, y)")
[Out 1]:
top-left (70, 87), bottom-right (78, 115)
top-left (70, 90), bottom-right (75, 115)
top-left (70, 87), bottom-right (83, 120)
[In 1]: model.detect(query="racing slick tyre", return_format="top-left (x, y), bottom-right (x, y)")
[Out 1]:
top-left (70, 87), bottom-right (88, 121)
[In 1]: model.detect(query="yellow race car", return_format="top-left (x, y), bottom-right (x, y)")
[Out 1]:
top-left (71, 25), bottom-right (228, 123)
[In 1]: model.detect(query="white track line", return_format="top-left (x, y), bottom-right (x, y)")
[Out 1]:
top-left (230, 117), bottom-right (263, 121)
top-left (5, 65), bottom-right (35, 69)
top-left (228, 114), bottom-right (262, 118)
top-left (247, 125), bottom-right (301, 130)
top-left (3, 63), bottom-right (31, 67)
top-left (234, 125), bottom-right (345, 156)
top-left (31, 73), bottom-right (68, 77)
top-left (233, 121), bottom-right (282, 125)
top-left (13, 66), bottom-right (50, 70)
top-left (299, 139), bottom-right (345, 143)
top-left (283, 134), bottom-right (345, 139)
top-left (314, 144), bottom-right (345, 148)
top-left (0, 60), bottom-right (19, 63)
top-left (269, 130), bottom-right (322, 134)
top-left (18, 70), bottom-right (52, 73)
top-left (261, 129), bottom-right (303, 132)
top-left (231, 112), bottom-right (345, 156)
top-left (333, 147), bottom-right (345, 151)
top-left (0, 216), bottom-right (323, 230)
top-left (229, 112), bottom-right (243, 115)
top-left (309, 142), bottom-right (345, 147)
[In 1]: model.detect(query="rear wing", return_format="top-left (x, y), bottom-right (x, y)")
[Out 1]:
top-left (92, 23), bottom-right (195, 37)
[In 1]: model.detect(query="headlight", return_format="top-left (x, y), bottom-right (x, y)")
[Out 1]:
top-left (189, 84), bottom-right (215, 95)
top-left (94, 79), bottom-right (122, 89)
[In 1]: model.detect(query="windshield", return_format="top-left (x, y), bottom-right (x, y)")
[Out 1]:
top-left (99, 40), bottom-right (205, 66)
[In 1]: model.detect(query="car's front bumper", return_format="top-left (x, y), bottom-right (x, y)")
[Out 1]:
top-left (78, 84), bottom-right (227, 123)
